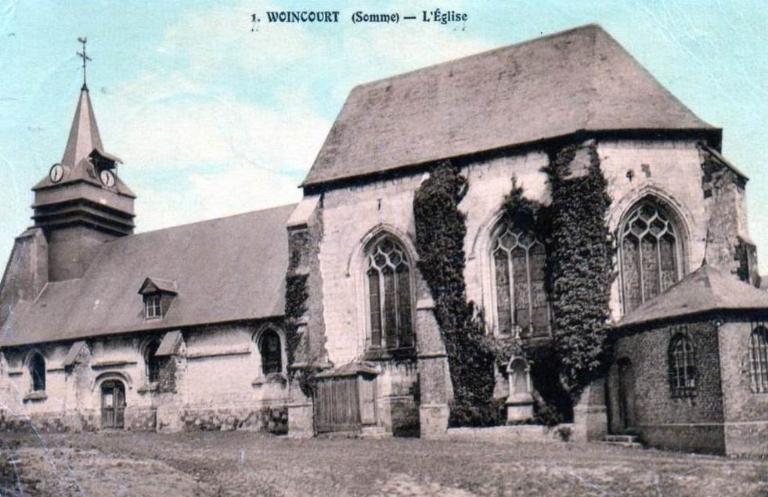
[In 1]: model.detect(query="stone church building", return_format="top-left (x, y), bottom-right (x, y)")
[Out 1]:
top-left (1, 25), bottom-right (767, 455)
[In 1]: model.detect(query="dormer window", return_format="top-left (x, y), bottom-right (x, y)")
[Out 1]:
top-left (138, 277), bottom-right (178, 321)
top-left (145, 294), bottom-right (162, 320)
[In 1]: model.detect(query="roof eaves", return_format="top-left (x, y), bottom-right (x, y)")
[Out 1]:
top-left (701, 143), bottom-right (749, 181)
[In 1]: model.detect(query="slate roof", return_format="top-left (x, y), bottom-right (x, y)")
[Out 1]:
top-left (316, 362), bottom-right (380, 378)
top-left (617, 263), bottom-right (768, 329)
top-left (0, 204), bottom-right (295, 347)
top-left (303, 24), bottom-right (718, 187)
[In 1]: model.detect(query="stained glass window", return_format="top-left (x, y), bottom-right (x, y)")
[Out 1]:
top-left (366, 236), bottom-right (414, 350)
top-left (621, 200), bottom-right (681, 313)
top-left (491, 224), bottom-right (550, 338)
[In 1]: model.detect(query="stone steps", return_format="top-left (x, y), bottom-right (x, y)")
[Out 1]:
top-left (603, 434), bottom-right (643, 448)
top-left (360, 426), bottom-right (391, 439)
top-left (316, 426), bottom-right (392, 439)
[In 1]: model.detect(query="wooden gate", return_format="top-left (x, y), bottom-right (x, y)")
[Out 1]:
top-left (314, 376), bottom-right (361, 433)
top-left (101, 380), bottom-right (126, 429)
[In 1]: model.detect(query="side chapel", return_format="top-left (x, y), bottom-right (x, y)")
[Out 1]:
top-left (1, 25), bottom-right (767, 455)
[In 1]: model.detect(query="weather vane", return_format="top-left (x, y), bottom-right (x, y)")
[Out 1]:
top-left (77, 37), bottom-right (91, 90)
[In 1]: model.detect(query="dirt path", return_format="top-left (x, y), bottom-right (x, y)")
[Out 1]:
top-left (2, 432), bottom-right (767, 497)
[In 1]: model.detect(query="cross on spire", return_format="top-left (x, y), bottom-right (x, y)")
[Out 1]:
top-left (77, 37), bottom-right (91, 91)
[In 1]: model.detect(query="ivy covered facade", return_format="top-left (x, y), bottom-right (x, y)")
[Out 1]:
top-left (2, 25), bottom-right (766, 454)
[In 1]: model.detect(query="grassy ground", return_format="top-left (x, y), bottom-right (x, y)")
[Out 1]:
top-left (1, 431), bottom-right (767, 497)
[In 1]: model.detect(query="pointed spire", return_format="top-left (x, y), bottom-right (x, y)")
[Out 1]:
top-left (61, 87), bottom-right (103, 168)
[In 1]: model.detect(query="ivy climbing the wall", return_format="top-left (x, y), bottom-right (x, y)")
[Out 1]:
top-left (543, 142), bottom-right (614, 400)
top-left (284, 273), bottom-right (308, 368)
top-left (413, 162), bottom-right (497, 426)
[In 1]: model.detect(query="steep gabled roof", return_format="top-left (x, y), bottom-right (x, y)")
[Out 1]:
top-left (61, 87), bottom-right (103, 169)
top-left (33, 88), bottom-right (134, 197)
top-left (617, 264), bottom-right (768, 329)
top-left (0, 204), bottom-right (295, 347)
top-left (303, 24), bottom-right (717, 188)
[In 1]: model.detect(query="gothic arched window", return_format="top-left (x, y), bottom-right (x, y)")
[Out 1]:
top-left (668, 331), bottom-right (696, 398)
top-left (749, 326), bottom-right (768, 393)
top-left (620, 199), bottom-right (682, 313)
top-left (144, 339), bottom-right (162, 384)
top-left (366, 235), bottom-right (414, 350)
top-left (29, 352), bottom-right (46, 392)
top-left (491, 223), bottom-right (549, 338)
top-left (259, 329), bottom-right (283, 375)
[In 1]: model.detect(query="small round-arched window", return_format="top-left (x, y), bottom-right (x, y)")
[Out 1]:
top-left (620, 199), bottom-right (683, 313)
top-left (365, 235), bottom-right (414, 350)
top-left (749, 325), bottom-right (768, 393)
top-left (259, 329), bottom-right (283, 375)
top-left (144, 339), bottom-right (162, 384)
top-left (29, 352), bottom-right (46, 392)
top-left (668, 332), bottom-right (696, 398)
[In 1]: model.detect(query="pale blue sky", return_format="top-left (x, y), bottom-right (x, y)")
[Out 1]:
top-left (1, 1), bottom-right (766, 270)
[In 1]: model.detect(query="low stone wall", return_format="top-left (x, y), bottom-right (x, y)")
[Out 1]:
top-left (724, 421), bottom-right (768, 456)
top-left (0, 409), bottom-right (100, 433)
top-left (180, 406), bottom-right (288, 434)
top-left (125, 407), bottom-right (157, 432)
top-left (443, 424), bottom-right (574, 443)
top-left (639, 423), bottom-right (725, 454)
top-left (389, 396), bottom-right (419, 436)
top-left (0, 405), bottom-right (289, 434)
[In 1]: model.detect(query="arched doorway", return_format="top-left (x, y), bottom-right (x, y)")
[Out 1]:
top-left (101, 380), bottom-right (126, 429)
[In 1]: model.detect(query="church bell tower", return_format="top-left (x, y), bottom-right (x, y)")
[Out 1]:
top-left (31, 40), bottom-right (135, 281)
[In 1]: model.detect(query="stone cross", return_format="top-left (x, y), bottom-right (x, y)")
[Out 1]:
top-left (77, 37), bottom-right (91, 89)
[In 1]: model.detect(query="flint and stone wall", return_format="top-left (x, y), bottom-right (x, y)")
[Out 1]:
top-left (611, 321), bottom-right (726, 453)
top-left (717, 320), bottom-right (768, 455)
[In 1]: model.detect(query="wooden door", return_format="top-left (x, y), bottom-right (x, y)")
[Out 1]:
top-left (101, 381), bottom-right (126, 429)
top-left (314, 377), bottom-right (361, 433)
top-left (617, 359), bottom-right (635, 431)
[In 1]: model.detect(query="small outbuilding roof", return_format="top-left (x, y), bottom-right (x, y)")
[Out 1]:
top-left (1, 204), bottom-right (295, 347)
top-left (138, 277), bottom-right (178, 295)
top-left (315, 362), bottom-right (379, 378)
top-left (617, 263), bottom-right (768, 329)
top-left (303, 24), bottom-right (717, 188)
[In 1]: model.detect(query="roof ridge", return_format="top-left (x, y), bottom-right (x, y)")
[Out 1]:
top-left (304, 24), bottom-right (719, 188)
top-left (351, 23), bottom-right (606, 91)
top-left (109, 202), bottom-right (298, 242)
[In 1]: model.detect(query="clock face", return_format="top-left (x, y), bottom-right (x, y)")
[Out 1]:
top-left (99, 169), bottom-right (116, 188)
top-left (49, 164), bottom-right (64, 183)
